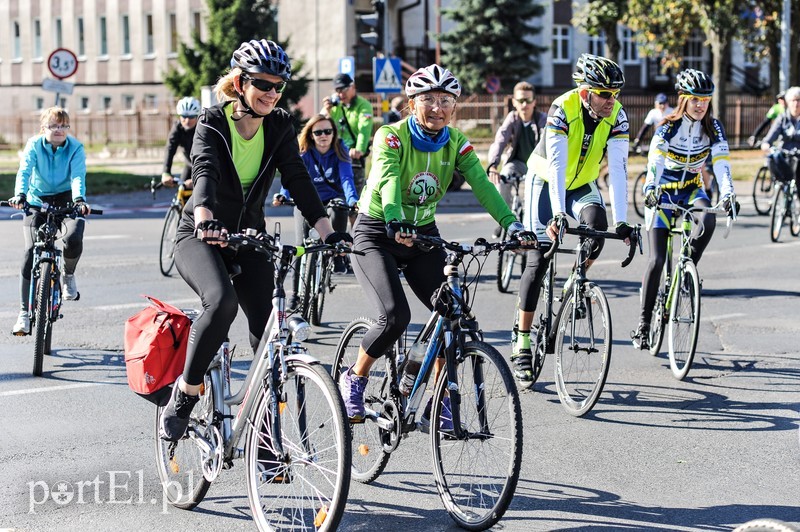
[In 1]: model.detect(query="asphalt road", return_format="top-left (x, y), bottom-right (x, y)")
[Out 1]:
top-left (0, 194), bottom-right (798, 531)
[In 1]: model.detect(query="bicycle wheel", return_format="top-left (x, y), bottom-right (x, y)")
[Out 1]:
top-left (553, 282), bottom-right (612, 417)
top-left (789, 185), bottom-right (800, 237)
top-left (154, 378), bottom-right (214, 510)
top-left (770, 186), bottom-right (787, 242)
top-left (331, 317), bottom-right (392, 483)
top-left (159, 206), bottom-right (181, 276)
top-left (33, 262), bottom-right (53, 376)
top-left (245, 360), bottom-right (350, 532)
top-left (299, 253), bottom-right (316, 322)
top-left (668, 261), bottom-right (701, 380)
top-left (752, 166), bottom-right (773, 215)
top-left (496, 227), bottom-right (517, 293)
top-left (648, 286), bottom-right (667, 357)
top-left (309, 255), bottom-right (330, 326)
top-left (632, 171), bottom-right (646, 218)
top-left (430, 341), bottom-right (522, 530)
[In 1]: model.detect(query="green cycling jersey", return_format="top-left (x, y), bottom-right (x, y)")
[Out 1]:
top-left (358, 117), bottom-right (517, 228)
top-left (327, 95), bottom-right (374, 154)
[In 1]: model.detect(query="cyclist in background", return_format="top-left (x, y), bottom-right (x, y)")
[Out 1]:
top-left (322, 73), bottom-right (374, 196)
top-left (275, 113), bottom-right (359, 308)
top-left (9, 107), bottom-right (91, 335)
top-left (748, 91), bottom-right (786, 147)
top-left (513, 54), bottom-right (635, 384)
top-left (161, 97), bottom-right (200, 190)
top-left (759, 86), bottom-right (800, 190)
top-left (631, 93), bottom-right (673, 154)
top-left (338, 65), bottom-right (532, 424)
top-left (631, 69), bottom-right (736, 349)
top-left (160, 39), bottom-right (351, 442)
top-left (487, 81), bottom-right (547, 238)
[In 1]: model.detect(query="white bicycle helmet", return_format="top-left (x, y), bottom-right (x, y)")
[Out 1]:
top-left (176, 97), bottom-right (201, 117)
top-left (405, 65), bottom-right (462, 98)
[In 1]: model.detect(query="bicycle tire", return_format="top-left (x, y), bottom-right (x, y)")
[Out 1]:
top-left (245, 359), bottom-right (350, 532)
top-left (632, 171), bottom-right (647, 218)
top-left (159, 206), bottom-right (181, 276)
top-left (310, 255), bottom-right (330, 326)
top-left (790, 185), bottom-right (800, 237)
top-left (553, 282), bottom-right (612, 417)
top-left (430, 341), bottom-right (522, 530)
top-left (299, 253), bottom-right (316, 322)
top-left (668, 261), bottom-right (701, 380)
top-left (770, 186), bottom-right (787, 242)
top-left (496, 227), bottom-right (516, 293)
top-left (733, 518), bottom-right (800, 532)
top-left (752, 166), bottom-right (773, 215)
top-left (331, 317), bottom-right (392, 483)
top-left (154, 378), bottom-right (214, 510)
top-left (648, 284), bottom-right (666, 357)
top-left (33, 261), bottom-right (52, 376)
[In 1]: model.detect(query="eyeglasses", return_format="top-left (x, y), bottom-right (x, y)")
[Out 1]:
top-left (416, 94), bottom-right (456, 109)
top-left (587, 88), bottom-right (621, 100)
top-left (312, 128), bottom-right (334, 137)
top-left (242, 75), bottom-right (287, 94)
top-left (180, 114), bottom-right (198, 119)
top-left (514, 98), bottom-right (534, 104)
top-left (45, 124), bottom-right (70, 131)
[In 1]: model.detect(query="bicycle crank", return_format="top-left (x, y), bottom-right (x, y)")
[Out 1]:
top-left (379, 400), bottom-right (402, 453)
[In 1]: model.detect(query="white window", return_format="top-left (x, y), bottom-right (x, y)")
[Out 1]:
top-left (682, 29), bottom-right (707, 71)
top-left (55, 18), bottom-right (63, 48)
top-left (121, 15), bottom-right (131, 56)
top-left (144, 94), bottom-right (158, 110)
top-left (77, 17), bottom-right (86, 57)
top-left (552, 25), bottom-right (572, 64)
top-left (621, 27), bottom-right (638, 64)
top-left (588, 32), bottom-right (606, 57)
top-left (99, 16), bottom-right (108, 56)
top-left (168, 14), bottom-right (178, 55)
top-left (33, 19), bottom-right (42, 59)
top-left (145, 14), bottom-right (154, 55)
top-left (13, 21), bottom-right (22, 60)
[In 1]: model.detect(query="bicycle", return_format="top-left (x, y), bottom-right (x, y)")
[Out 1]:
top-left (644, 191), bottom-right (736, 380)
top-left (632, 160), bottom-right (718, 219)
top-left (511, 223), bottom-right (640, 416)
top-left (751, 161), bottom-right (774, 216)
top-left (496, 170), bottom-right (527, 293)
top-left (768, 148), bottom-right (800, 242)
top-left (154, 228), bottom-right (354, 531)
top-left (150, 175), bottom-right (192, 276)
top-left (1, 200), bottom-right (103, 376)
top-left (332, 234), bottom-right (522, 530)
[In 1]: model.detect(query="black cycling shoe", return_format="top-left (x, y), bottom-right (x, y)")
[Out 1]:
top-left (511, 348), bottom-right (534, 384)
top-left (631, 323), bottom-right (650, 351)
top-left (159, 377), bottom-right (200, 441)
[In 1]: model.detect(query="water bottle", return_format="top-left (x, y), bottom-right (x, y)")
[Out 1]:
top-left (399, 341), bottom-right (427, 396)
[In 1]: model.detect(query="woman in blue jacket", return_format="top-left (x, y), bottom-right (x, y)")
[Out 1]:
top-left (9, 107), bottom-right (91, 335)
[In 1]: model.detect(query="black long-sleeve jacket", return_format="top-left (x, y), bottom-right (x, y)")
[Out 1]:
top-left (162, 121), bottom-right (195, 174)
top-left (178, 102), bottom-right (327, 238)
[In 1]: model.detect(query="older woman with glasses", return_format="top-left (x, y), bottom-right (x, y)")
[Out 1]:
top-left (337, 64), bottom-right (532, 426)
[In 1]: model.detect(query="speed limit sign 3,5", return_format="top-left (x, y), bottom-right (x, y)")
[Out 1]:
top-left (48, 48), bottom-right (78, 79)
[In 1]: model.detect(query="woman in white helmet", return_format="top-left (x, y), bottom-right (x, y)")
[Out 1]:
top-left (337, 64), bottom-right (533, 426)
top-left (161, 96), bottom-right (201, 188)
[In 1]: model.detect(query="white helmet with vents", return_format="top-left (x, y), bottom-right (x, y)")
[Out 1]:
top-left (405, 65), bottom-right (461, 98)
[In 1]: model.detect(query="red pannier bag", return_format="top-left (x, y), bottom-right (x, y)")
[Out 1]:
top-left (124, 295), bottom-right (192, 405)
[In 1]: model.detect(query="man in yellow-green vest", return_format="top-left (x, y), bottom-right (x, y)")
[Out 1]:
top-left (509, 53), bottom-right (636, 386)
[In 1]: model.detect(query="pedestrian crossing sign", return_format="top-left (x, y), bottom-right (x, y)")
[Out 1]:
top-left (373, 57), bottom-right (402, 93)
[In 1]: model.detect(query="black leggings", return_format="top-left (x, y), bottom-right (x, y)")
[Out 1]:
top-left (174, 236), bottom-right (274, 385)
top-left (518, 204), bottom-right (607, 314)
top-left (350, 215), bottom-right (446, 357)
top-left (639, 198), bottom-right (715, 323)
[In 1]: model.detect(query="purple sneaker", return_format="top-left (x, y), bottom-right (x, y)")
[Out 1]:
top-left (339, 366), bottom-right (368, 422)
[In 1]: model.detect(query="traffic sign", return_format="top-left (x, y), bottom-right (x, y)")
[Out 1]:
top-left (485, 75), bottom-right (501, 94)
top-left (339, 56), bottom-right (355, 80)
top-left (47, 48), bottom-right (78, 79)
top-left (42, 78), bottom-right (75, 95)
top-left (373, 57), bottom-right (402, 93)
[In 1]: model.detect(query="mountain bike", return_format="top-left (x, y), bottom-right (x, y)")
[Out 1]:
top-left (151, 176), bottom-right (192, 276)
top-left (511, 223), bottom-right (640, 416)
top-left (644, 192), bottom-right (736, 380)
top-left (496, 170), bottom-right (527, 293)
top-left (154, 228), bottom-right (353, 531)
top-left (751, 161), bottom-right (774, 216)
top-left (333, 234), bottom-right (522, 530)
top-left (2, 200), bottom-right (102, 376)
top-left (768, 148), bottom-right (800, 242)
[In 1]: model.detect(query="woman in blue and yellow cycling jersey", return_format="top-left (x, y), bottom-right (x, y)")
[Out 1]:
top-left (338, 65), bottom-right (530, 424)
top-left (631, 69), bottom-right (736, 349)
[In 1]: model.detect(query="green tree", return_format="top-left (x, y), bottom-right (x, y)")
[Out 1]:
top-left (438, 0), bottom-right (547, 94)
top-left (164, 0), bottom-right (308, 113)
top-left (572, 0), bottom-right (627, 63)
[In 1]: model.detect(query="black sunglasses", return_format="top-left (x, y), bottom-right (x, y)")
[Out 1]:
top-left (180, 115), bottom-right (198, 119)
top-left (514, 98), bottom-right (534, 104)
top-left (242, 75), bottom-right (287, 94)
top-left (312, 128), bottom-right (334, 137)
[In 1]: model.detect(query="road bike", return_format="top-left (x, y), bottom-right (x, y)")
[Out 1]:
top-left (495, 170), bottom-right (527, 293)
top-left (644, 192), bottom-right (736, 380)
top-left (154, 228), bottom-right (353, 531)
top-left (2, 200), bottom-right (102, 376)
top-left (633, 163), bottom-right (718, 219)
top-left (751, 161), bottom-right (774, 216)
top-left (333, 234), bottom-right (522, 530)
top-left (768, 148), bottom-right (800, 242)
top-left (511, 223), bottom-right (640, 416)
top-left (151, 176), bottom-right (192, 276)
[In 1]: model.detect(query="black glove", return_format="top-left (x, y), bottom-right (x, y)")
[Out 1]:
top-left (722, 196), bottom-right (740, 216)
top-left (9, 193), bottom-right (26, 209)
top-left (73, 197), bottom-right (90, 215)
top-left (507, 221), bottom-right (535, 241)
top-left (324, 231), bottom-right (353, 245)
top-left (273, 193), bottom-right (287, 204)
top-left (195, 219), bottom-right (225, 234)
top-left (644, 188), bottom-right (659, 209)
top-left (615, 222), bottom-right (635, 240)
top-left (386, 221), bottom-right (417, 239)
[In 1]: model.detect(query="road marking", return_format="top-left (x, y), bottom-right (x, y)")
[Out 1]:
top-left (95, 298), bottom-right (199, 311)
top-left (84, 234), bottom-right (127, 240)
top-left (0, 381), bottom-right (115, 397)
top-left (704, 312), bottom-right (746, 321)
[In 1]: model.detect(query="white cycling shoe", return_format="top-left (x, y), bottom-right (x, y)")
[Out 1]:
top-left (62, 274), bottom-right (79, 301)
top-left (12, 311), bottom-right (30, 336)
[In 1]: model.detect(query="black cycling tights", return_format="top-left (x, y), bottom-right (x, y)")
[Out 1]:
top-left (639, 199), bottom-right (716, 324)
top-left (175, 236), bottom-right (274, 385)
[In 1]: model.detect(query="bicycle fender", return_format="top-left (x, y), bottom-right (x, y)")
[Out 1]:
top-left (285, 353), bottom-right (321, 366)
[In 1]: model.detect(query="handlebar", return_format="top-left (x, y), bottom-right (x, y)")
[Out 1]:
top-left (203, 230), bottom-right (363, 258)
top-left (648, 188), bottom-right (736, 238)
top-left (543, 223), bottom-right (641, 268)
top-left (273, 194), bottom-right (357, 214)
top-left (0, 200), bottom-right (103, 216)
top-left (150, 175), bottom-right (182, 199)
